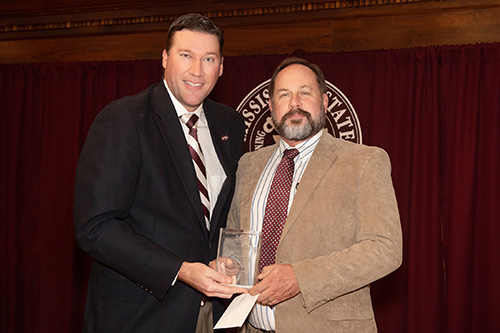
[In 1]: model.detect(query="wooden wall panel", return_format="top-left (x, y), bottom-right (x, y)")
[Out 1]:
top-left (1, 1), bottom-right (500, 63)
top-left (0, 33), bottom-right (167, 64)
top-left (0, 20), bottom-right (334, 63)
top-left (332, 7), bottom-right (500, 51)
top-left (223, 21), bottom-right (334, 56)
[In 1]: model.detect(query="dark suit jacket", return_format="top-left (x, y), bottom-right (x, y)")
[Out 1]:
top-left (74, 82), bottom-right (245, 332)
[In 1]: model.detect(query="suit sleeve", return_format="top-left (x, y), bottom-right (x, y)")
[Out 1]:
top-left (291, 148), bottom-right (403, 313)
top-left (225, 151), bottom-right (254, 231)
top-left (73, 104), bottom-right (182, 302)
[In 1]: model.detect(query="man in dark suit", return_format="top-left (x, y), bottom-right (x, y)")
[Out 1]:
top-left (73, 13), bottom-right (246, 332)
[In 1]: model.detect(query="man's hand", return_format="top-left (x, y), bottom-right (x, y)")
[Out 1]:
top-left (249, 264), bottom-right (300, 307)
top-left (178, 262), bottom-right (247, 298)
top-left (211, 257), bottom-right (241, 285)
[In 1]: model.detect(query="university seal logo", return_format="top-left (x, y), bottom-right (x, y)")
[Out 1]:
top-left (237, 79), bottom-right (362, 152)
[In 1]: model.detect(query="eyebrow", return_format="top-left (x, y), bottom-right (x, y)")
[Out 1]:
top-left (177, 48), bottom-right (219, 57)
top-left (276, 88), bottom-right (290, 94)
top-left (277, 85), bottom-right (312, 92)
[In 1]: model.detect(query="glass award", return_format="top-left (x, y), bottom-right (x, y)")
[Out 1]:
top-left (216, 228), bottom-right (261, 288)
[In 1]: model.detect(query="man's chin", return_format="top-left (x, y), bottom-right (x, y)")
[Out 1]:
top-left (281, 127), bottom-right (313, 142)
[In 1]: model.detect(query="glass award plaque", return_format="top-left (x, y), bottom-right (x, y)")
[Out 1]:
top-left (216, 228), bottom-right (261, 288)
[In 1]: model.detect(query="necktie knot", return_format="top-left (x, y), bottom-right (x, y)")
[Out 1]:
top-left (283, 148), bottom-right (299, 161)
top-left (181, 113), bottom-right (199, 130)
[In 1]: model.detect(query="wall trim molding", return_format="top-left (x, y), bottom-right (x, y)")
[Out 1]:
top-left (0, 1), bottom-right (428, 38)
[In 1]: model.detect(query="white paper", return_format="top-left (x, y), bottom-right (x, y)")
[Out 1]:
top-left (214, 293), bottom-right (259, 329)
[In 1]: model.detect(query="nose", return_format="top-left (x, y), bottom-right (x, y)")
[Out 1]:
top-left (289, 93), bottom-right (302, 109)
top-left (190, 59), bottom-right (203, 76)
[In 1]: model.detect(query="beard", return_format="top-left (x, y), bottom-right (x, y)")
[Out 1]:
top-left (271, 104), bottom-right (326, 142)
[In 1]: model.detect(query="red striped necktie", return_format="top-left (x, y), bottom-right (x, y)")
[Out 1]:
top-left (181, 113), bottom-right (210, 231)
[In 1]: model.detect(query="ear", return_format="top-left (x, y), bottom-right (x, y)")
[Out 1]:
top-left (322, 93), bottom-right (328, 114)
top-left (218, 56), bottom-right (224, 77)
top-left (268, 98), bottom-right (273, 112)
top-left (162, 49), bottom-right (168, 70)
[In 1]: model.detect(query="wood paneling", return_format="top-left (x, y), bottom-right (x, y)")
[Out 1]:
top-left (1, 0), bottom-right (500, 63)
top-left (0, 21), bottom-right (333, 63)
top-left (332, 7), bottom-right (500, 51)
top-left (204, 20), bottom-right (334, 56)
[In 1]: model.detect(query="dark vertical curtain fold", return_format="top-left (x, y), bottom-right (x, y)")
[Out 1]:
top-left (439, 45), bottom-right (500, 333)
top-left (1, 43), bottom-right (499, 332)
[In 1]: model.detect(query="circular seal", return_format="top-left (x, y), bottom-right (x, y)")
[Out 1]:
top-left (236, 79), bottom-right (362, 152)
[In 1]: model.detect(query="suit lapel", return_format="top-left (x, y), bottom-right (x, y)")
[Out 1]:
top-left (206, 103), bottom-right (248, 238)
top-left (281, 134), bottom-right (339, 241)
top-left (205, 105), bottom-right (232, 177)
top-left (152, 83), bottom-right (206, 231)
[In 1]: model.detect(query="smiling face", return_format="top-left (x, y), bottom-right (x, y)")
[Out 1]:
top-left (162, 29), bottom-right (223, 112)
top-left (269, 64), bottom-right (328, 146)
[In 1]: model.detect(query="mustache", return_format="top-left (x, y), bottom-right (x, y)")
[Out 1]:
top-left (281, 108), bottom-right (312, 121)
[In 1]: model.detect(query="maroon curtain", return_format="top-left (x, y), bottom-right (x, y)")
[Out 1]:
top-left (0, 61), bottom-right (163, 332)
top-left (1, 43), bottom-right (500, 332)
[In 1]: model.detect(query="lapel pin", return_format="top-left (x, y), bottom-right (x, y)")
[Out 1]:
top-left (221, 135), bottom-right (229, 141)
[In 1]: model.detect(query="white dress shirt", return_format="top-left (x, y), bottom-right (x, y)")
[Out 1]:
top-left (163, 80), bottom-right (226, 287)
top-left (163, 80), bottom-right (226, 219)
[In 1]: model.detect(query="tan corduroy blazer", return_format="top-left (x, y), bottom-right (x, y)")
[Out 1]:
top-left (227, 131), bottom-right (403, 332)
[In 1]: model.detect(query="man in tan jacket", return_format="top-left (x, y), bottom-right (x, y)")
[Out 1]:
top-left (226, 57), bottom-right (402, 332)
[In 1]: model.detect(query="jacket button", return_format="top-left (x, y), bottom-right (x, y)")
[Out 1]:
top-left (208, 241), bottom-right (213, 249)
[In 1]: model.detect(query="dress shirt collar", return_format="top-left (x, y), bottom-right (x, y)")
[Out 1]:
top-left (277, 129), bottom-right (324, 158)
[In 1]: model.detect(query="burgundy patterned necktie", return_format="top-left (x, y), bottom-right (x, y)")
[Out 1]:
top-left (181, 113), bottom-right (210, 231)
top-left (259, 148), bottom-right (299, 272)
